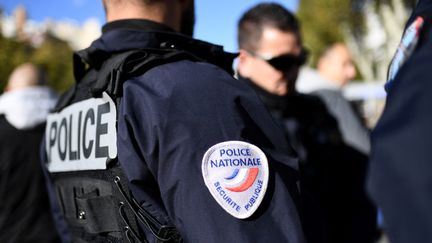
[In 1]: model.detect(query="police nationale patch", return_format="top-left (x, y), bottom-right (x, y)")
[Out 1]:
top-left (387, 16), bottom-right (424, 88)
top-left (202, 141), bottom-right (269, 219)
top-left (46, 92), bottom-right (117, 172)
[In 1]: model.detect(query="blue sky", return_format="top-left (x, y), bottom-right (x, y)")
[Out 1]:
top-left (1, 0), bottom-right (298, 52)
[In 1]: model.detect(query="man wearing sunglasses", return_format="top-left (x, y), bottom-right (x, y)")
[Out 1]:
top-left (237, 6), bottom-right (306, 96)
top-left (237, 3), bottom-right (376, 243)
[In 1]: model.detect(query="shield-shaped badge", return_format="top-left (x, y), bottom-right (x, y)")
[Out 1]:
top-left (202, 141), bottom-right (269, 219)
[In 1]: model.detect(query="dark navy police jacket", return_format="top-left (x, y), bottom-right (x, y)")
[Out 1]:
top-left (368, 1), bottom-right (432, 243)
top-left (47, 20), bottom-right (306, 243)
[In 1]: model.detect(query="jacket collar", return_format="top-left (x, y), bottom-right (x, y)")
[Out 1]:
top-left (82, 19), bottom-right (237, 75)
top-left (102, 19), bottom-right (176, 34)
top-left (238, 75), bottom-right (297, 111)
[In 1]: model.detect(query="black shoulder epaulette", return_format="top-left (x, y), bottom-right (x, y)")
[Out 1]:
top-left (55, 47), bottom-right (200, 112)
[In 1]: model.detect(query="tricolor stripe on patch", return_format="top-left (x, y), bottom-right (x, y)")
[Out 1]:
top-left (226, 167), bottom-right (259, 192)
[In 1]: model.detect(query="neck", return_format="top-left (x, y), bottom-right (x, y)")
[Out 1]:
top-left (105, 2), bottom-right (181, 32)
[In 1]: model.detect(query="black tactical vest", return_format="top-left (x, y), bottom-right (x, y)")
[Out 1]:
top-left (45, 30), bottom-right (238, 242)
top-left (45, 34), bottom-right (236, 242)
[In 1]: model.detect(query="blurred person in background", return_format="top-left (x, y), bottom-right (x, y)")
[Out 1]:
top-left (317, 42), bottom-right (356, 88)
top-left (236, 3), bottom-right (376, 243)
top-left (368, 1), bottom-right (432, 242)
top-left (297, 42), bottom-right (370, 155)
top-left (0, 63), bottom-right (59, 243)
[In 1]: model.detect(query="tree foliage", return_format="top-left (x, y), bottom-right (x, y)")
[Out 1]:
top-left (31, 34), bottom-right (75, 92)
top-left (297, 0), bottom-right (417, 80)
top-left (297, 0), bottom-right (363, 66)
top-left (0, 35), bottom-right (32, 90)
top-left (374, 0), bottom-right (417, 8)
top-left (0, 34), bottom-right (74, 93)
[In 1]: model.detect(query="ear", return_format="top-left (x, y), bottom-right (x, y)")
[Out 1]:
top-left (237, 49), bottom-right (252, 77)
top-left (316, 56), bottom-right (326, 72)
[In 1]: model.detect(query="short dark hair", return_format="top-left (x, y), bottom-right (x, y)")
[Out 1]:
top-left (238, 3), bottom-right (301, 51)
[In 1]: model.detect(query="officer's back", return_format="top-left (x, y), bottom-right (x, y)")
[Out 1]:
top-left (42, 0), bottom-right (306, 242)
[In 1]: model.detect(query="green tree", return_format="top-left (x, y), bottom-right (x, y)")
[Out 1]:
top-left (374, 0), bottom-right (417, 8)
top-left (0, 36), bottom-right (33, 91)
top-left (297, 0), bottom-right (363, 66)
top-left (0, 34), bottom-right (74, 93)
top-left (297, 0), bottom-right (417, 79)
top-left (31, 34), bottom-right (74, 92)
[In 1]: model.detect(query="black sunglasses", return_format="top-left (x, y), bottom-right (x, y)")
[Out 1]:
top-left (248, 48), bottom-right (309, 71)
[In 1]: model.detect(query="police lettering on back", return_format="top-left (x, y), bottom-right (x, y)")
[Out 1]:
top-left (45, 93), bottom-right (117, 172)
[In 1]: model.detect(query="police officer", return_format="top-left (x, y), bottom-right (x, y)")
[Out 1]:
top-left (43, 0), bottom-right (306, 242)
top-left (236, 3), bottom-right (376, 243)
top-left (368, 1), bottom-right (432, 242)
